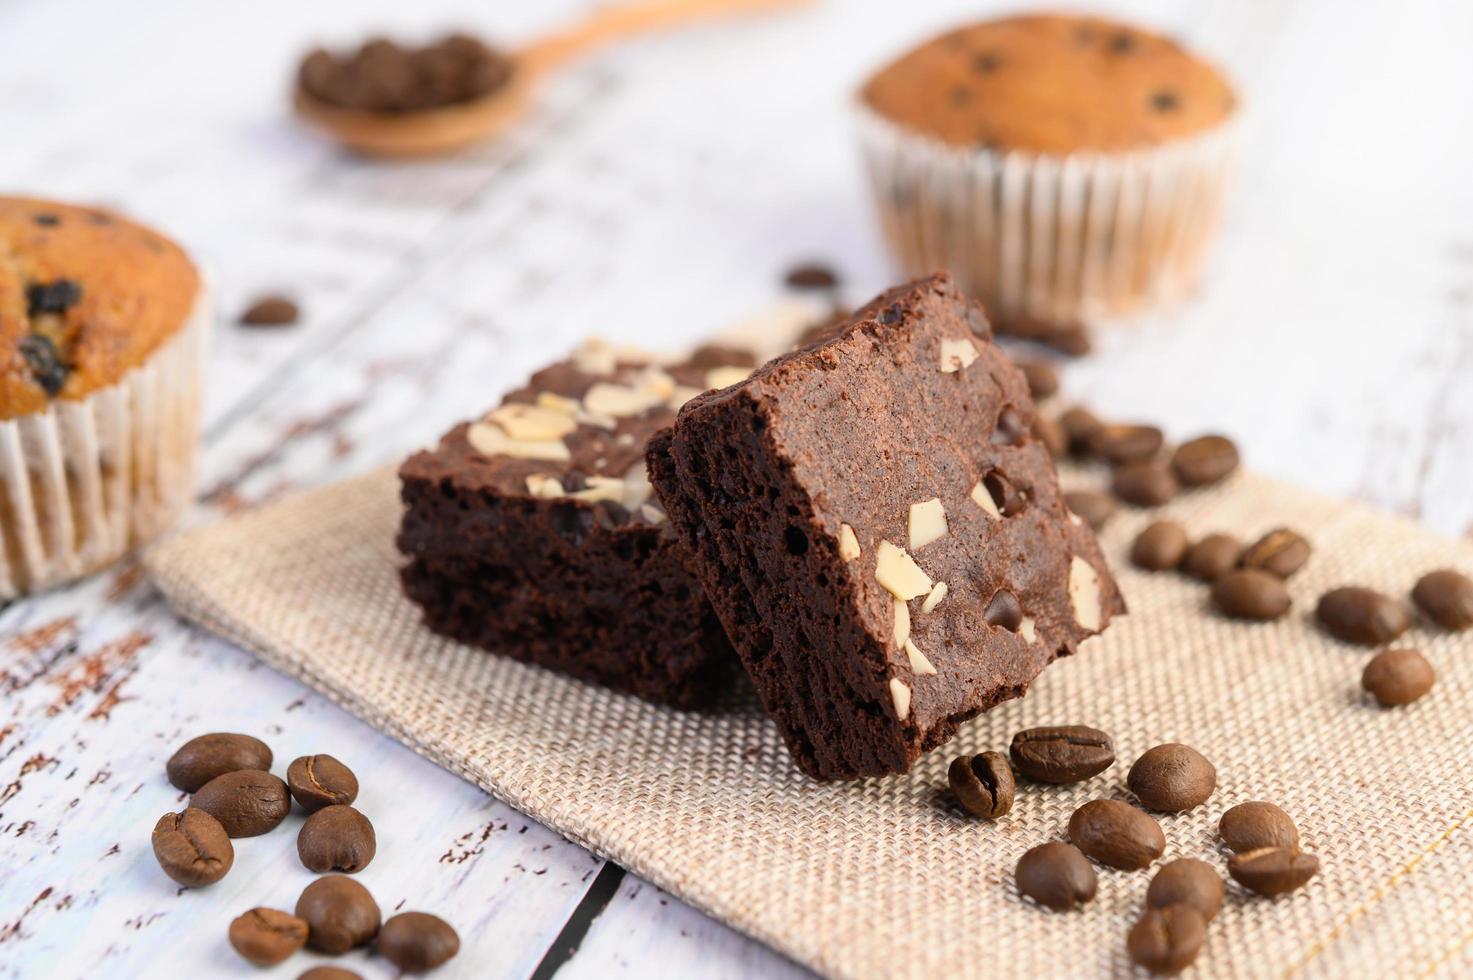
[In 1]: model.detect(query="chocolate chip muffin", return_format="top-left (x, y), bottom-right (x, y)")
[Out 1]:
top-left (857, 14), bottom-right (1239, 329)
top-left (0, 196), bottom-right (208, 596)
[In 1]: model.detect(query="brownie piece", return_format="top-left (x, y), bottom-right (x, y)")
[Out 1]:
top-left (649, 274), bottom-right (1125, 779)
top-left (398, 340), bottom-right (756, 709)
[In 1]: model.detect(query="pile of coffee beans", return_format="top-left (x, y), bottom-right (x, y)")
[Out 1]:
top-left (152, 732), bottom-right (459, 975)
top-left (298, 34), bottom-right (515, 113)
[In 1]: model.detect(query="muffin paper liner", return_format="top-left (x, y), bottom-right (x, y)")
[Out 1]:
top-left (0, 289), bottom-right (210, 597)
top-left (857, 106), bottom-right (1240, 325)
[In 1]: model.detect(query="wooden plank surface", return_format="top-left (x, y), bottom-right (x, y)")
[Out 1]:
top-left (2, 0), bottom-right (1471, 977)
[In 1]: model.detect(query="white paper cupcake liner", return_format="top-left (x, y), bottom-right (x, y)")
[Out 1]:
top-left (856, 106), bottom-right (1240, 326)
top-left (0, 286), bottom-right (211, 597)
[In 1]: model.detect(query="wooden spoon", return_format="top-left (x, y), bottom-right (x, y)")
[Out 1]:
top-left (294, 0), bottom-right (812, 158)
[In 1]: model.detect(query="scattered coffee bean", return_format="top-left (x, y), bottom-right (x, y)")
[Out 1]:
top-left (1009, 725), bottom-right (1115, 784)
top-left (378, 912), bottom-right (462, 972)
top-left (1132, 521), bottom-right (1190, 572)
top-left (1015, 842), bottom-right (1098, 911)
top-left (1228, 846), bottom-right (1319, 897)
top-left (1218, 801), bottom-right (1299, 852)
top-left (298, 804), bottom-right (377, 873)
top-left (1316, 587), bottom-right (1411, 645)
top-left (1361, 648), bottom-right (1435, 707)
top-left (1411, 569), bottom-right (1473, 631)
top-left (240, 295), bottom-right (300, 327)
top-left (995, 316), bottom-right (1092, 357)
top-left (1018, 360), bottom-right (1060, 400)
top-left (151, 808), bottom-right (234, 887)
top-left (166, 732), bottom-right (273, 793)
top-left (1211, 568), bottom-right (1291, 621)
top-left (1146, 858), bottom-right (1225, 922)
top-left (229, 908), bottom-right (309, 967)
top-left (1064, 490), bottom-right (1117, 530)
top-left (1032, 414), bottom-right (1068, 458)
top-left (1089, 424), bottom-right (1164, 464)
top-left (298, 967), bottom-right (362, 980)
top-left (287, 754), bottom-right (359, 812)
top-left (1112, 461), bottom-right (1179, 507)
top-left (1171, 434), bottom-right (1240, 487)
top-left (1067, 799), bottom-right (1165, 870)
top-left (948, 751), bottom-right (1015, 819)
top-left (1128, 743), bottom-right (1216, 813)
top-left (1127, 904), bottom-right (1206, 975)
top-left (296, 875), bottom-right (381, 954)
top-left (191, 769), bottom-right (291, 838)
top-left (1060, 406), bottom-right (1105, 454)
top-left (784, 262), bottom-right (839, 290)
top-left (1183, 533), bottom-right (1242, 582)
top-left (1240, 528), bottom-right (1311, 579)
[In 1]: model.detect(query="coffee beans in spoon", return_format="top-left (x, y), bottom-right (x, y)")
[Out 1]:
top-left (1128, 904), bottom-right (1207, 975)
top-left (166, 733), bottom-right (273, 793)
top-left (1146, 858), bottom-right (1225, 922)
top-left (296, 875), bottom-right (381, 954)
top-left (1128, 744), bottom-right (1216, 813)
top-left (1009, 725), bottom-right (1114, 784)
top-left (228, 908), bottom-right (309, 966)
top-left (298, 805), bottom-right (377, 873)
top-left (191, 769), bottom-right (291, 837)
top-left (1361, 648), bottom-right (1435, 706)
top-left (1015, 842), bottom-right (1097, 911)
top-left (1067, 799), bottom-right (1165, 870)
top-left (947, 751), bottom-right (1015, 819)
top-left (1411, 569), bottom-right (1473, 630)
top-left (1211, 569), bottom-right (1290, 621)
top-left (1317, 587), bottom-right (1411, 645)
top-left (151, 808), bottom-right (234, 887)
top-left (1132, 521), bottom-right (1189, 571)
top-left (1219, 801), bottom-right (1300, 852)
top-left (378, 912), bottom-right (462, 972)
top-left (287, 754), bottom-right (359, 811)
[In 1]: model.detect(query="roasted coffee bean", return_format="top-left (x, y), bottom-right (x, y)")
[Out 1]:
top-left (1411, 569), bottom-right (1473, 631)
top-left (1131, 521), bottom-right (1190, 571)
top-left (192, 769), bottom-right (291, 838)
top-left (298, 969), bottom-right (362, 980)
top-left (167, 732), bottom-right (274, 792)
top-left (1009, 725), bottom-right (1115, 784)
top-left (1183, 533), bottom-right (1242, 582)
top-left (1146, 858), bottom-right (1225, 922)
top-left (287, 754), bottom-right (359, 812)
top-left (378, 912), bottom-right (462, 972)
top-left (1128, 743), bottom-right (1216, 813)
top-left (1171, 434), bottom-right (1240, 487)
top-left (1067, 799), bottom-right (1165, 870)
top-left (18, 335), bottom-right (69, 395)
top-left (151, 808), bottom-right (233, 887)
top-left (1112, 461), bottom-right (1179, 507)
top-left (1088, 424), bottom-right (1164, 464)
top-left (240, 295), bottom-right (300, 326)
top-left (1228, 846), bottom-right (1319, 897)
top-left (228, 908), bottom-right (309, 966)
top-left (1064, 490), bottom-right (1116, 531)
top-left (1240, 528), bottom-right (1311, 579)
top-left (1018, 360), bottom-right (1060, 400)
top-left (1060, 406), bottom-right (1105, 454)
top-left (1219, 801), bottom-right (1299, 852)
top-left (1015, 842), bottom-right (1097, 911)
top-left (1316, 587), bottom-right (1411, 645)
top-left (1128, 904), bottom-right (1206, 975)
top-left (26, 278), bottom-right (83, 316)
top-left (1211, 568), bottom-right (1291, 621)
top-left (784, 262), bottom-right (839, 290)
top-left (1361, 648), bottom-right (1435, 707)
top-left (948, 751), bottom-right (1015, 819)
top-left (298, 805), bottom-right (377, 873)
top-left (296, 875), bottom-right (381, 954)
top-left (1032, 414), bottom-right (1068, 458)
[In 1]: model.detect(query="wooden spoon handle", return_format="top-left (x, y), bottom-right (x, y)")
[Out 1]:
top-left (519, 0), bottom-right (813, 76)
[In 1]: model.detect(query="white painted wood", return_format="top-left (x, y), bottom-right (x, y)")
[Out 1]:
top-left (2, 0), bottom-right (1473, 977)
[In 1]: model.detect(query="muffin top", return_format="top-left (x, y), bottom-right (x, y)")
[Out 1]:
top-left (0, 197), bottom-right (200, 420)
top-left (861, 14), bottom-right (1236, 155)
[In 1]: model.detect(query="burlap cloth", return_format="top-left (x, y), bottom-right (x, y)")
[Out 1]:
top-left (145, 463), bottom-right (1473, 979)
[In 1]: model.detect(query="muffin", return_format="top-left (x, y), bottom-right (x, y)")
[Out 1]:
top-left (0, 197), bottom-right (209, 596)
top-left (858, 14), bottom-right (1239, 328)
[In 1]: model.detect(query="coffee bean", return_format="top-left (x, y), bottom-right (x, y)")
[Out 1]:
top-left (1211, 568), bottom-right (1291, 621)
top-left (1171, 434), bottom-right (1239, 487)
top-left (1316, 587), bottom-right (1411, 645)
top-left (783, 262), bottom-right (839, 290)
top-left (240, 295), bottom-right (300, 326)
top-left (298, 805), bottom-right (377, 873)
top-left (298, 968), bottom-right (362, 980)
top-left (1411, 569), bottom-right (1473, 630)
top-left (151, 808), bottom-right (233, 887)
top-left (1240, 528), bottom-right (1311, 579)
top-left (1067, 799), bottom-right (1165, 870)
top-left (948, 751), bottom-right (1015, 819)
top-left (1361, 648), bottom-right (1435, 707)
top-left (1127, 904), bottom-right (1206, 975)
top-left (296, 875), bottom-right (381, 954)
top-left (1059, 406), bottom-right (1104, 454)
top-left (191, 769), bottom-right (291, 838)
top-left (1112, 461), bottom-right (1179, 507)
top-left (1064, 490), bottom-right (1116, 531)
top-left (1015, 842), bottom-right (1097, 910)
top-left (1128, 743), bottom-right (1216, 813)
top-left (1032, 414), bottom-right (1068, 458)
top-left (1146, 858), bottom-right (1225, 922)
top-left (1183, 533), bottom-right (1242, 581)
top-left (1009, 725), bottom-right (1115, 784)
top-left (1228, 846), bottom-right (1319, 897)
top-left (1131, 521), bottom-right (1189, 571)
top-left (1018, 360), bottom-right (1060, 400)
top-left (1089, 424), bottom-right (1164, 464)
top-left (378, 912), bottom-right (462, 972)
top-left (1219, 801), bottom-right (1299, 852)
top-left (228, 908), bottom-right (309, 967)
top-left (166, 733), bottom-right (273, 793)
top-left (287, 754), bottom-right (359, 812)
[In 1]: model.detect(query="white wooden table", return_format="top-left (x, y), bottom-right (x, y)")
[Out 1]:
top-left (2, 1), bottom-right (1471, 977)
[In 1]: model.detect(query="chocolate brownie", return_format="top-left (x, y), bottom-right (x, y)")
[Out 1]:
top-left (398, 340), bottom-right (756, 709)
top-left (649, 274), bottom-right (1125, 779)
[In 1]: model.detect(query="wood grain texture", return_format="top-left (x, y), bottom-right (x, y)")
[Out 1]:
top-left (1, 0), bottom-right (1471, 977)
